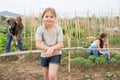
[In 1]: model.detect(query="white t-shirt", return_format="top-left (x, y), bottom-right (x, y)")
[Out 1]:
top-left (36, 25), bottom-right (63, 57)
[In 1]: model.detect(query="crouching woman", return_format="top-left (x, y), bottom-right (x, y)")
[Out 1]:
top-left (87, 33), bottom-right (110, 62)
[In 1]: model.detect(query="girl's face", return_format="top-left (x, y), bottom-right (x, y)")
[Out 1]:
top-left (102, 36), bottom-right (108, 42)
top-left (42, 11), bottom-right (56, 27)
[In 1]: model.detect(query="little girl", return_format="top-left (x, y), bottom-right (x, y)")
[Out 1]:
top-left (36, 7), bottom-right (64, 80)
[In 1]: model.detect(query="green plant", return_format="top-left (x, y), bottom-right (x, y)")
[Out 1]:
top-left (95, 55), bottom-right (107, 65)
top-left (0, 34), bottom-right (7, 53)
top-left (109, 37), bottom-right (120, 45)
top-left (110, 57), bottom-right (117, 64)
top-left (114, 54), bottom-right (120, 61)
top-left (114, 54), bottom-right (120, 64)
top-left (62, 50), bottom-right (68, 54)
top-left (110, 51), bottom-right (119, 55)
top-left (88, 55), bottom-right (96, 61)
top-left (71, 57), bottom-right (85, 65)
top-left (84, 59), bottom-right (94, 68)
top-left (71, 50), bottom-right (80, 55)
top-left (0, 34), bottom-right (7, 46)
top-left (83, 73), bottom-right (91, 79)
top-left (106, 72), bottom-right (117, 78)
top-left (0, 27), bottom-right (8, 34)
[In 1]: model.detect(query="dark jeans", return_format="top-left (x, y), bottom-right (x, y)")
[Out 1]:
top-left (6, 34), bottom-right (23, 53)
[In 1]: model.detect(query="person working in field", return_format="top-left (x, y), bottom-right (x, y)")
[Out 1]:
top-left (87, 32), bottom-right (111, 62)
top-left (6, 16), bottom-right (23, 52)
top-left (35, 7), bottom-right (64, 80)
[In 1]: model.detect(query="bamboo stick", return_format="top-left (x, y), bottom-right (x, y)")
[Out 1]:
top-left (68, 38), bottom-right (71, 80)
top-left (67, 17), bottom-right (71, 80)
top-left (0, 47), bottom-right (120, 57)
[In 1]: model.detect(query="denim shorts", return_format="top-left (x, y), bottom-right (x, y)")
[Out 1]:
top-left (40, 55), bottom-right (61, 67)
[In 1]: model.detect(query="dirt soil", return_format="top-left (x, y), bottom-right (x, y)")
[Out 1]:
top-left (0, 54), bottom-right (120, 80)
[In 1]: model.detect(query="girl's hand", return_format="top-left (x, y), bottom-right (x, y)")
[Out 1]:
top-left (52, 51), bottom-right (60, 55)
top-left (45, 47), bottom-right (54, 57)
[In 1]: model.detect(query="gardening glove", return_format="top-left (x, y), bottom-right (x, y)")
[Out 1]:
top-left (13, 36), bottom-right (17, 40)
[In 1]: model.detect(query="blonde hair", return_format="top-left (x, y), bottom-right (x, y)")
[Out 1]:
top-left (42, 7), bottom-right (57, 19)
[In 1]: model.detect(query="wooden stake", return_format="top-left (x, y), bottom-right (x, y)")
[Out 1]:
top-left (68, 37), bottom-right (71, 80)
top-left (67, 19), bottom-right (71, 80)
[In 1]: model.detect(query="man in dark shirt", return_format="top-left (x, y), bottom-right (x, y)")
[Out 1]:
top-left (6, 16), bottom-right (23, 52)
